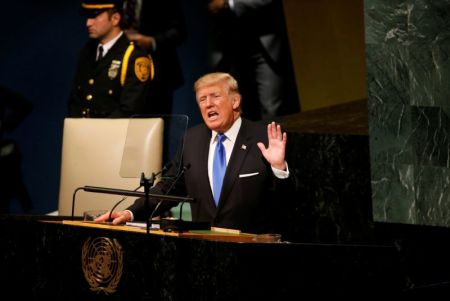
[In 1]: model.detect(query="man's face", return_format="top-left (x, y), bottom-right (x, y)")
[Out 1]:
top-left (196, 80), bottom-right (240, 133)
top-left (86, 10), bottom-right (118, 44)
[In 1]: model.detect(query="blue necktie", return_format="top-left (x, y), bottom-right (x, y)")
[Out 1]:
top-left (213, 133), bottom-right (227, 206)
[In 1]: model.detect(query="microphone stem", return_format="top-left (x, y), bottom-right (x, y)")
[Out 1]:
top-left (148, 165), bottom-right (188, 227)
top-left (144, 173), bottom-right (155, 235)
top-left (179, 201), bottom-right (185, 221)
top-left (107, 185), bottom-right (141, 222)
top-left (72, 187), bottom-right (85, 220)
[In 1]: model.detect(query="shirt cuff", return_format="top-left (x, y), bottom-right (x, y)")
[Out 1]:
top-left (272, 162), bottom-right (290, 179)
top-left (125, 209), bottom-right (134, 221)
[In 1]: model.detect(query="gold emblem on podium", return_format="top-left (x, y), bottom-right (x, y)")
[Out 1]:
top-left (81, 237), bottom-right (123, 294)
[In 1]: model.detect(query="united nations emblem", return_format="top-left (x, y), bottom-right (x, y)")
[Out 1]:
top-left (134, 56), bottom-right (154, 82)
top-left (108, 60), bottom-right (121, 80)
top-left (81, 237), bottom-right (123, 294)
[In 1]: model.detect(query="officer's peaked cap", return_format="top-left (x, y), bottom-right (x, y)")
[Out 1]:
top-left (80, 0), bottom-right (124, 18)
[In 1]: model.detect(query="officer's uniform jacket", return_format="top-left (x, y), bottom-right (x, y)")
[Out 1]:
top-left (69, 33), bottom-right (154, 117)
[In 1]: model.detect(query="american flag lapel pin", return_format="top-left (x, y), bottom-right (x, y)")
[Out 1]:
top-left (241, 144), bottom-right (247, 150)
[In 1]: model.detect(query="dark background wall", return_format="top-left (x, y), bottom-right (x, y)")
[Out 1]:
top-left (0, 0), bottom-right (368, 215)
top-left (0, 0), bottom-right (206, 214)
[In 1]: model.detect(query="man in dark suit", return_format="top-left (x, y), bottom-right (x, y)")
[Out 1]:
top-left (207, 0), bottom-right (300, 121)
top-left (68, 0), bottom-right (154, 118)
top-left (97, 72), bottom-right (295, 234)
top-left (123, 0), bottom-right (186, 115)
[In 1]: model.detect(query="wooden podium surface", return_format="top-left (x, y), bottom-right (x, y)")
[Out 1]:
top-left (0, 215), bottom-right (405, 299)
top-left (60, 219), bottom-right (259, 243)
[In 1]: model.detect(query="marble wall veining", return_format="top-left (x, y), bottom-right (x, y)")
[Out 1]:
top-left (365, 0), bottom-right (450, 226)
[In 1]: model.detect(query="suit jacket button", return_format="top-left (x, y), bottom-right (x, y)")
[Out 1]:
top-left (88, 79), bottom-right (94, 85)
top-left (86, 95), bottom-right (93, 101)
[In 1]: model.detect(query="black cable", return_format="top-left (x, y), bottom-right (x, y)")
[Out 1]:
top-left (107, 185), bottom-right (141, 222)
top-left (148, 164), bottom-right (190, 226)
top-left (107, 162), bottom-right (173, 223)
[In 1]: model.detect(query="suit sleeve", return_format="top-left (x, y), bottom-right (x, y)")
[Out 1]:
top-left (127, 156), bottom-right (187, 221)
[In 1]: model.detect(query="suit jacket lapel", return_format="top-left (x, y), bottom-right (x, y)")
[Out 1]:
top-left (217, 120), bottom-right (252, 208)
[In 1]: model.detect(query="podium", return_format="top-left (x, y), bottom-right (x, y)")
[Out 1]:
top-left (0, 215), bottom-right (405, 299)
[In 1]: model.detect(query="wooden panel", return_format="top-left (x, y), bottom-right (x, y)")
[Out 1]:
top-left (283, 0), bottom-right (367, 111)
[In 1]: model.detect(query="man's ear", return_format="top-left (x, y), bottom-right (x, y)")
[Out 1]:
top-left (111, 11), bottom-right (121, 26)
top-left (232, 93), bottom-right (241, 110)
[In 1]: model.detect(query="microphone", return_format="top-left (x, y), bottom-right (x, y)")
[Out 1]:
top-left (70, 162), bottom-right (195, 220)
top-left (140, 162), bottom-right (173, 191)
top-left (106, 162), bottom-right (173, 222)
top-left (148, 163), bottom-right (191, 226)
top-left (72, 186), bottom-right (194, 219)
top-left (106, 185), bottom-right (140, 222)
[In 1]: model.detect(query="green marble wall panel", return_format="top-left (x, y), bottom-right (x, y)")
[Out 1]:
top-left (365, 0), bottom-right (450, 226)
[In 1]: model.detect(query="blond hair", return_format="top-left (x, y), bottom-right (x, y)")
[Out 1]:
top-left (194, 72), bottom-right (239, 95)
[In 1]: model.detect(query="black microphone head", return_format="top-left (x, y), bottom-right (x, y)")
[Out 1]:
top-left (144, 162), bottom-right (174, 181)
top-left (162, 161), bottom-right (173, 173)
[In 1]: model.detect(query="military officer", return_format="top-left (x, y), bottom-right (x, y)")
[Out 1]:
top-left (68, 0), bottom-right (154, 118)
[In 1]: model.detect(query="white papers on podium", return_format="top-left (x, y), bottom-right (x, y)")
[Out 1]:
top-left (126, 222), bottom-right (160, 229)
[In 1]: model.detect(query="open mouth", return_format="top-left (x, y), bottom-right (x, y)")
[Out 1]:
top-left (208, 111), bottom-right (218, 119)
